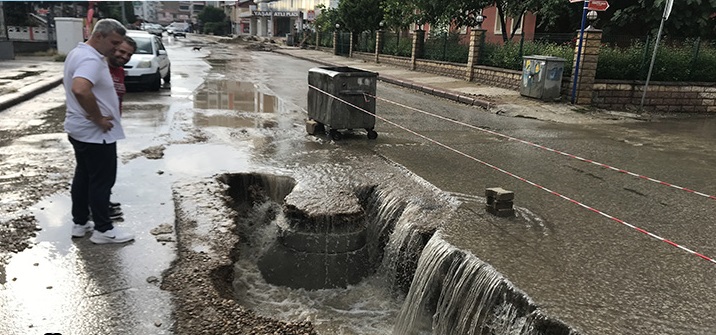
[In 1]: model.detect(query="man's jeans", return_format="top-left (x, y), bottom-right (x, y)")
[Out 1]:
top-left (68, 135), bottom-right (117, 233)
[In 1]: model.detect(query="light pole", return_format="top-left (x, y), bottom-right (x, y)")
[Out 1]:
top-left (475, 14), bottom-right (484, 30)
top-left (586, 10), bottom-right (598, 28)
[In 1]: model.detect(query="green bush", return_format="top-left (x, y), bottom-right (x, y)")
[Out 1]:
top-left (422, 32), bottom-right (469, 64)
top-left (597, 39), bottom-right (716, 82)
top-left (382, 33), bottom-right (412, 57)
top-left (480, 40), bottom-right (573, 74)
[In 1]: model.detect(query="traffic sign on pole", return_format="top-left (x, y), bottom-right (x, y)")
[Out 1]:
top-left (587, 0), bottom-right (609, 11)
top-left (665, 0), bottom-right (674, 20)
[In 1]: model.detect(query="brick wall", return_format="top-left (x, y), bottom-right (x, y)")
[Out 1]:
top-left (349, 43), bottom-right (716, 113)
top-left (471, 66), bottom-right (522, 91)
top-left (593, 80), bottom-right (716, 113)
top-left (415, 60), bottom-right (465, 79)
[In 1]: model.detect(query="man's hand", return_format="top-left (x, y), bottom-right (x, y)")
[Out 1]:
top-left (88, 114), bottom-right (114, 132)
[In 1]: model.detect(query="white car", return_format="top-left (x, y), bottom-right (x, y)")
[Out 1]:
top-left (166, 22), bottom-right (190, 38)
top-left (124, 31), bottom-right (170, 91)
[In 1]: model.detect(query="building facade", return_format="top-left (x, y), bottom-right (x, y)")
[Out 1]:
top-left (231, 0), bottom-right (336, 37)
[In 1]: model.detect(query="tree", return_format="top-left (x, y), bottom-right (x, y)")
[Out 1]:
top-left (313, 4), bottom-right (340, 33)
top-left (463, 0), bottom-right (564, 42)
top-left (382, 0), bottom-right (450, 30)
top-left (611, 0), bottom-right (716, 38)
top-left (382, 0), bottom-right (564, 40)
top-left (338, 0), bottom-right (384, 33)
top-left (4, 2), bottom-right (34, 26)
top-left (198, 6), bottom-right (226, 25)
top-left (198, 5), bottom-right (227, 35)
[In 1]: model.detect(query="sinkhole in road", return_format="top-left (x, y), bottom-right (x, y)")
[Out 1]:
top-left (217, 172), bottom-right (578, 335)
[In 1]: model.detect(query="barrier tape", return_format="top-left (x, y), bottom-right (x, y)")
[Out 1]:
top-left (366, 93), bottom-right (716, 202)
top-left (307, 84), bottom-right (716, 265)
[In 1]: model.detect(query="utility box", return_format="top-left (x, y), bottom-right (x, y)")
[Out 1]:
top-left (306, 66), bottom-right (378, 140)
top-left (0, 41), bottom-right (14, 60)
top-left (55, 17), bottom-right (84, 55)
top-left (520, 55), bottom-right (566, 101)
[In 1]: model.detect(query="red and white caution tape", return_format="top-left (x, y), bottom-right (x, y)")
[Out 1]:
top-left (307, 84), bottom-right (716, 265)
top-left (368, 93), bottom-right (716, 202)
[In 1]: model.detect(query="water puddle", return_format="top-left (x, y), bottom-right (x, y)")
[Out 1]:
top-left (1, 71), bottom-right (44, 80)
top-left (193, 114), bottom-right (277, 129)
top-left (193, 79), bottom-right (278, 113)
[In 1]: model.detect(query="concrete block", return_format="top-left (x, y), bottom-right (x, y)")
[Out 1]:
top-left (486, 207), bottom-right (515, 218)
top-left (486, 200), bottom-right (514, 210)
top-left (485, 187), bottom-right (514, 201)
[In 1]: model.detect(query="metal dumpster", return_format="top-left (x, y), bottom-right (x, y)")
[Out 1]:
top-left (520, 55), bottom-right (566, 101)
top-left (306, 66), bottom-right (378, 140)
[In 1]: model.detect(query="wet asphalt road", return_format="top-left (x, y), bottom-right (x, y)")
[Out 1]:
top-left (1, 34), bottom-right (715, 334)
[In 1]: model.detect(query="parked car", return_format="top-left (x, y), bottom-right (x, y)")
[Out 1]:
top-left (124, 31), bottom-right (170, 91)
top-left (166, 22), bottom-right (190, 38)
top-left (143, 23), bottom-right (164, 37)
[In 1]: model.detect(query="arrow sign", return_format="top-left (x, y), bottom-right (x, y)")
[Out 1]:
top-left (588, 0), bottom-right (609, 11)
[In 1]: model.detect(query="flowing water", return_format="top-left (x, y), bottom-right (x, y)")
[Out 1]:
top-left (223, 170), bottom-right (578, 335)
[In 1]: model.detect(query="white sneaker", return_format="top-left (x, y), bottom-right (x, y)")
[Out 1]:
top-left (72, 223), bottom-right (94, 238)
top-left (89, 227), bottom-right (135, 244)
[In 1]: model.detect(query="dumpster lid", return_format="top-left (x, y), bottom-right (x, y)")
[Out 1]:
top-left (309, 66), bottom-right (378, 78)
top-left (524, 55), bottom-right (566, 62)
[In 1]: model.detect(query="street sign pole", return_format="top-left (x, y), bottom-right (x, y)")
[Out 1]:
top-left (639, 0), bottom-right (673, 111)
top-left (570, 0), bottom-right (589, 104)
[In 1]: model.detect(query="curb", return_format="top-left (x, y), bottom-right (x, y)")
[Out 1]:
top-left (0, 76), bottom-right (64, 112)
top-left (274, 49), bottom-right (493, 110)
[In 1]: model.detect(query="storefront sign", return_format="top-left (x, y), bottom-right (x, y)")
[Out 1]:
top-left (252, 11), bottom-right (300, 17)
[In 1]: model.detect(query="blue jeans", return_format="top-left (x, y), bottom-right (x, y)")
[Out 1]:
top-left (68, 135), bottom-right (117, 233)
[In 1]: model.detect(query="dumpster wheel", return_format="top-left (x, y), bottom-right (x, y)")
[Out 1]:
top-left (329, 129), bottom-right (343, 141)
top-left (367, 129), bottom-right (378, 140)
top-left (305, 119), bottom-right (325, 135)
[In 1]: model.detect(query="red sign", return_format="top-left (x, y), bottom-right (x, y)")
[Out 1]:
top-left (588, 0), bottom-right (610, 11)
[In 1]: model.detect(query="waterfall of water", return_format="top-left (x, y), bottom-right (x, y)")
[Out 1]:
top-left (394, 232), bottom-right (545, 335)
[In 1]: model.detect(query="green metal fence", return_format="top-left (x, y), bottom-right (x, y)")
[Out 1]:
top-left (420, 32), bottom-right (469, 64)
top-left (354, 31), bottom-right (376, 53)
top-left (336, 32), bottom-right (351, 55)
top-left (598, 35), bottom-right (716, 82)
top-left (381, 32), bottom-right (412, 57)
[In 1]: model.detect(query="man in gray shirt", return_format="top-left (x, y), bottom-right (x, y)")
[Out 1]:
top-left (64, 18), bottom-right (134, 244)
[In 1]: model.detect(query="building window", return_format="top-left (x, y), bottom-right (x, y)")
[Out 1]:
top-left (494, 14), bottom-right (524, 35)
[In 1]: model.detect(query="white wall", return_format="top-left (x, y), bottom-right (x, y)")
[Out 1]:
top-left (55, 18), bottom-right (84, 55)
top-left (7, 26), bottom-right (49, 41)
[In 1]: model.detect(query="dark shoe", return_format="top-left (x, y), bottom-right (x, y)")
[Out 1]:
top-left (109, 201), bottom-right (121, 209)
top-left (109, 207), bottom-right (123, 220)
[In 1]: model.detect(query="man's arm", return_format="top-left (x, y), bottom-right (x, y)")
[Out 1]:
top-left (71, 77), bottom-right (113, 132)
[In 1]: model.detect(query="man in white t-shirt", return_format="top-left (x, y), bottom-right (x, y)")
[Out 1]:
top-left (64, 18), bottom-right (134, 244)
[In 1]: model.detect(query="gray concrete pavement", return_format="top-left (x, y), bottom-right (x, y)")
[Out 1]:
top-left (0, 56), bottom-right (64, 112)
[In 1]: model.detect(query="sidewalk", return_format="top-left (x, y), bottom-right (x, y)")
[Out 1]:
top-left (0, 45), bottom-right (641, 124)
top-left (275, 47), bottom-right (644, 124)
top-left (0, 56), bottom-right (64, 112)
